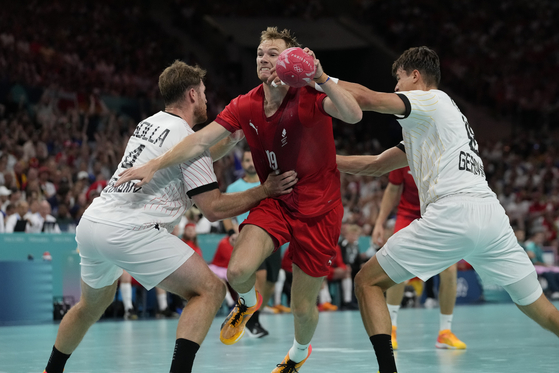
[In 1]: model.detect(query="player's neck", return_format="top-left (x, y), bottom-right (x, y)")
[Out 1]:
top-left (164, 106), bottom-right (195, 128)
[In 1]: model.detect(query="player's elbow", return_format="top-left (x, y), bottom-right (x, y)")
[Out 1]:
top-left (344, 110), bottom-right (363, 124)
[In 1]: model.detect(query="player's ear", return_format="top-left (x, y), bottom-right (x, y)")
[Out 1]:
top-left (186, 87), bottom-right (197, 103)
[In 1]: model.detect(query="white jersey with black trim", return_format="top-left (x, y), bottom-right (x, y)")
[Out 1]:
top-left (395, 90), bottom-right (495, 215)
top-left (83, 111), bottom-right (217, 231)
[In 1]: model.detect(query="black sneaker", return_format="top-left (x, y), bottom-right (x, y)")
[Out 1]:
top-left (156, 307), bottom-right (179, 319)
top-left (340, 301), bottom-right (359, 311)
top-left (245, 320), bottom-right (269, 338)
top-left (124, 308), bottom-right (138, 320)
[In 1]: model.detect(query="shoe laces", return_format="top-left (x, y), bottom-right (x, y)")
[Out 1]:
top-left (230, 299), bottom-right (249, 326)
top-left (275, 360), bottom-right (299, 373)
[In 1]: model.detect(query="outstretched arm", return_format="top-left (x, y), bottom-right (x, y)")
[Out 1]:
top-left (116, 121), bottom-right (231, 187)
top-left (210, 130), bottom-right (245, 161)
top-left (337, 81), bottom-right (407, 115)
top-left (336, 146), bottom-right (408, 177)
top-left (192, 170), bottom-right (298, 222)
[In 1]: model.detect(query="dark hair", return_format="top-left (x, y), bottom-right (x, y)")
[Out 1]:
top-left (159, 60), bottom-right (207, 106)
top-left (260, 27), bottom-right (301, 49)
top-left (392, 46), bottom-right (441, 88)
top-left (243, 143), bottom-right (251, 153)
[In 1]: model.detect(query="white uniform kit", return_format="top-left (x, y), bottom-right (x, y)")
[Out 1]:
top-left (78, 111), bottom-right (218, 290)
top-left (377, 90), bottom-right (541, 305)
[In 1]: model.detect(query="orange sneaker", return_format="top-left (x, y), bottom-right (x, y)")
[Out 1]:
top-left (391, 325), bottom-right (398, 350)
top-left (274, 304), bottom-right (292, 313)
top-left (436, 329), bottom-right (467, 349)
top-left (317, 302), bottom-right (338, 312)
top-left (271, 345), bottom-right (312, 373)
top-left (220, 291), bottom-right (263, 345)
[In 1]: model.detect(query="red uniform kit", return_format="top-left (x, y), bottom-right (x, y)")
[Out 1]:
top-left (389, 166), bottom-right (421, 232)
top-left (216, 86), bottom-right (343, 277)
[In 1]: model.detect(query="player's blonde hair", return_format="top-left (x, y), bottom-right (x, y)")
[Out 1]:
top-left (159, 60), bottom-right (207, 106)
top-left (392, 46), bottom-right (441, 88)
top-left (260, 27), bottom-right (301, 48)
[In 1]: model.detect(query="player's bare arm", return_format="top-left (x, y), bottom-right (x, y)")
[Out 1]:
top-left (191, 170), bottom-right (298, 221)
top-left (337, 81), bottom-right (407, 115)
top-left (116, 121), bottom-right (230, 187)
top-left (210, 130), bottom-right (245, 161)
top-left (336, 146), bottom-right (408, 177)
top-left (372, 182), bottom-right (403, 246)
top-left (305, 48), bottom-right (362, 124)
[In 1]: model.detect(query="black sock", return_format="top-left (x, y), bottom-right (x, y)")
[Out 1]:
top-left (169, 338), bottom-right (200, 373)
top-left (369, 334), bottom-right (397, 373)
top-left (45, 346), bottom-right (71, 373)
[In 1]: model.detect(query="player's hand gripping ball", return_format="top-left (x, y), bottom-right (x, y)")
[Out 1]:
top-left (275, 47), bottom-right (316, 88)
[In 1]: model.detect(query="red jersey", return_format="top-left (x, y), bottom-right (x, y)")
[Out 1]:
top-left (388, 166), bottom-right (420, 220)
top-left (182, 239), bottom-right (202, 257)
top-left (216, 85), bottom-right (341, 218)
top-left (211, 236), bottom-right (234, 268)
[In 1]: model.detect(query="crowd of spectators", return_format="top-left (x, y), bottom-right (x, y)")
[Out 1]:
top-left (353, 0), bottom-right (559, 129)
top-left (1, 1), bottom-right (558, 264)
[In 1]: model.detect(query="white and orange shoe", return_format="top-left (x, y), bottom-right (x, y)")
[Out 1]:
top-left (220, 291), bottom-right (263, 345)
top-left (436, 329), bottom-right (467, 349)
top-left (272, 345), bottom-right (312, 373)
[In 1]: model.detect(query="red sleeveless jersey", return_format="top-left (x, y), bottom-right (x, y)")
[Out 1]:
top-left (216, 85), bottom-right (341, 218)
top-left (388, 166), bottom-right (421, 220)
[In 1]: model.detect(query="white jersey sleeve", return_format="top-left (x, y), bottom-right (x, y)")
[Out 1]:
top-left (395, 90), bottom-right (495, 214)
top-left (84, 111), bottom-right (218, 231)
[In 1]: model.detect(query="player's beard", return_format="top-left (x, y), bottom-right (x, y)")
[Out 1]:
top-left (245, 166), bottom-right (256, 175)
top-left (193, 102), bottom-right (208, 125)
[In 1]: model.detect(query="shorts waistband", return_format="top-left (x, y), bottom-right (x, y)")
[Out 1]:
top-left (435, 193), bottom-right (498, 205)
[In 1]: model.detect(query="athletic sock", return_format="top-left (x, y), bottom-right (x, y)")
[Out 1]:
top-left (44, 345), bottom-right (71, 373)
top-left (342, 277), bottom-right (353, 303)
top-left (387, 304), bottom-right (400, 327)
top-left (369, 334), bottom-right (398, 373)
top-left (169, 338), bottom-right (200, 373)
top-left (238, 286), bottom-right (257, 307)
top-left (288, 338), bottom-right (310, 363)
top-left (120, 282), bottom-right (133, 311)
top-left (157, 292), bottom-right (168, 312)
top-left (440, 313), bottom-right (453, 332)
top-left (318, 285), bottom-right (332, 304)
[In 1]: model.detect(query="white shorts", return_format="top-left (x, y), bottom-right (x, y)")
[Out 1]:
top-left (76, 218), bottom-right (194, 290)
top-left (378, 195), bottom-right (535, 287)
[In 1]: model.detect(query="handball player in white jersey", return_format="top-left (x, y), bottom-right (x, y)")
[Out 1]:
top-left (335, 46), bottom-right (559, 373)
top-left (42, 61), bottom-right (297, 373)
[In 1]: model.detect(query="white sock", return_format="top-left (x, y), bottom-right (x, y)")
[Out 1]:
top-left (238, 286), bottom-right (257, 307)
top-left (157, 292), bottom-right (168, 311)
top-left (440, 313), bottom-right (453, 331)
top-left (318, 285), bottom-right (332, 304)
top-left (387, 304), bottom-right (400, 327)
top-left (274, 269), bottom-right (286, 305)
top-left (225, 291), bottom-right (235, 307)
top-left (288, 338), bottom-right (310, 363)
top-left (342, 277), bottom-right (353, 303)
top-left (120, 283), bottom-right (133, 311)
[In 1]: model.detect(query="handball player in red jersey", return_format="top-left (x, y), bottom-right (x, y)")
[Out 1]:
top-left (117, 27), bottom-right (362, 372)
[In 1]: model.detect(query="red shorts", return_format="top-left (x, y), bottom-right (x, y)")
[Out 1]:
top-left (394, 215), bottom-right (418, 233)
top-left (241, 198), bottom-right (344, 278)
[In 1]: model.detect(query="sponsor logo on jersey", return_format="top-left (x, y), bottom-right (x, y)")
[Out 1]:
top-left (281, 128), bottom-right (288, 147)
top-left (249, 121), bottom-right (258, 134)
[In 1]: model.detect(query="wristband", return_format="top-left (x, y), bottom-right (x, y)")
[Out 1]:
top-left (314, 76), bottom-right (339, 92)
top-left (318, 76), bottom-right (330, 85)
top-left (313, 72), bottom-right (328, 84)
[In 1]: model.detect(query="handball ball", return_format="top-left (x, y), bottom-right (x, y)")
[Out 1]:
top-left (276, 47), bottom-right (316, 88)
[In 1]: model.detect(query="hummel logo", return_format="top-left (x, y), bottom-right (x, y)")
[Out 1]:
top-left (249, 121), bottom-right (258, 134)
top-left (282, 128), bottom-right (286, 137)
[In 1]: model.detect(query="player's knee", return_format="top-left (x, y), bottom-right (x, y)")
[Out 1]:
top-left (226, 263), bottom-right (250, 285)
top-left (291, 300), bottom-right (316, 321)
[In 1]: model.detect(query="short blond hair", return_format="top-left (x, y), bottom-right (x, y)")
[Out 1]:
top-left (260, 27), bottom-right (301, 49)
top-left (159, 60), bottom-right (206, 106)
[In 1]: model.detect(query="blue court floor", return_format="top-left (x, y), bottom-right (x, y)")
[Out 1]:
top-left (1, 301), bottom-right (558, 373)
